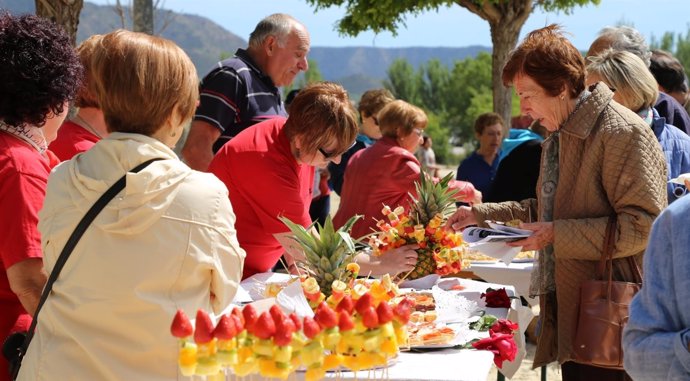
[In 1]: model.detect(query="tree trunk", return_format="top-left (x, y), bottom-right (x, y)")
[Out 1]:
top-left (133, 0), bottom-right (154, 34)
top-left (489, 22), bottom-right (521, 135)
top-left (35, 0), bottom-right (84, 46)
top-left (458, 0), bottom-right (532, 135)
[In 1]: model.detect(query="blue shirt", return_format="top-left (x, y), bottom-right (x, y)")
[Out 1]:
top-left (623, 194), bottom-right (690, 380)
top-left (650, 108), bottom-right (690, 203)
top-left (456, 151), bottom-right (500, 196)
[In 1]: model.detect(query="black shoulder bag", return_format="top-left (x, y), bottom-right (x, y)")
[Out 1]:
top-left (2, 158), bottom-right (162, 380)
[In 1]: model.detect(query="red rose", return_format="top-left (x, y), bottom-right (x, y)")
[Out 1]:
top-left (489, 319), bottom-right (519, 335)
top-left (481, 288), bottom-right (512, 308)
top-left (471, 332), bottom-right (518, 368)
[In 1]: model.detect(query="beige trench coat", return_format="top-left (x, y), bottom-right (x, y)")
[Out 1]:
top-left (472, 83), bottom-right (667, 367)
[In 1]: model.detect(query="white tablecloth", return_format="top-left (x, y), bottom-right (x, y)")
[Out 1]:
top-left (321, 350), bottom-right (494, 381)
top-left (469, 261), bottom-right (537, 305)
top-left (241, 274), bottom-right (527, 381)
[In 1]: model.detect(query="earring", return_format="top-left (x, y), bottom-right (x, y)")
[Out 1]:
top-left (560, 94), bottom-right (565, 100)
top-left (169, 130), bottom-right (177, 137)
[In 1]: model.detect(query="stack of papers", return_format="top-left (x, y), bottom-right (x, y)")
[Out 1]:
top-left (462, 221), bottom-right (533, 264)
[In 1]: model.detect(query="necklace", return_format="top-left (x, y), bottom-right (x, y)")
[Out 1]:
top-left (74, 114), bottom-right (103, 139)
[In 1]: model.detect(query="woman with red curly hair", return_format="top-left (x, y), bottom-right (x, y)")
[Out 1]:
top-left (0, 13), bottom-right (82, 380)
top-left (448, 25), bottom-right (667, 380)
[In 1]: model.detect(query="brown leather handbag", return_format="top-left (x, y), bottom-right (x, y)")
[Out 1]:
top-left (571, 216), bottom-right (642, 369)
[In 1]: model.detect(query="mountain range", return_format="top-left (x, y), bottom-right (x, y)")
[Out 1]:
top-left (0, 0), bottom-right (490, 97)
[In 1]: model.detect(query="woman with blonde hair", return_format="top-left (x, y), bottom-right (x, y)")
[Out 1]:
top-left (334, 100), bottom-right (480, 268)
top-left (18, 30), bottom-right (245, 380)
top-left (586, 49), bottom-right (690, 203)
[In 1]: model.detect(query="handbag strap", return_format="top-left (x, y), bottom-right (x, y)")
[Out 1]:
top-left (17, 158), bottom-right (163, 359)
top-left (598, 215), bottom-right (643, 299)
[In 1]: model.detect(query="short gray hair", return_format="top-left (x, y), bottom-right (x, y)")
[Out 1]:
top-left (596, 26), bottom-right (652, 67)
top-left (587, 49), bottom-right (658, 111)
top-left (248, 13), bottom-right (300, 49)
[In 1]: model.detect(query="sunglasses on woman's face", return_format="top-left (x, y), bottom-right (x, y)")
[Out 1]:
top-left (319, 141), bottom-right (357, 159)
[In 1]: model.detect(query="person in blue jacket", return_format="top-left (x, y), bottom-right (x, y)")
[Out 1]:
top-left (622, 186), bottom-right (690, 380)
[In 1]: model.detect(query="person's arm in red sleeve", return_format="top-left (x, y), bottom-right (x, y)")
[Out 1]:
top-left (448, 179), bottom-right (482, 204)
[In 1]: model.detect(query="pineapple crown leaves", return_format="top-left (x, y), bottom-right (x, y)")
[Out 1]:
top-left (408, 171), bottom-right (460, 224)
top-left (279, 214), bottom-right (362, 293)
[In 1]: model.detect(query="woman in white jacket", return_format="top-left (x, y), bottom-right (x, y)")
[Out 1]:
top-left (18, 30), bottom-right (245, 380)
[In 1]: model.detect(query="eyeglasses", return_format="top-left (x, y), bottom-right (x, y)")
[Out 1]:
top-left (318, 141), bottom-right (357, 159)
top-left (412, 128), bottom-right (423, 137)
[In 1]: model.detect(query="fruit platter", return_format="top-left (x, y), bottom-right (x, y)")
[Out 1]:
top-left (167, 210), bottom-right (525, 380)
top-left (170, 287), bottom-right (414, 380)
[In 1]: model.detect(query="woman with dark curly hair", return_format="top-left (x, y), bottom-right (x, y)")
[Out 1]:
top-left (0, 13), bottom-right (82, 380)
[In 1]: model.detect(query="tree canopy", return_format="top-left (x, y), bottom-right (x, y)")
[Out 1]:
top-left (305, 0), bottom-right (599, 132)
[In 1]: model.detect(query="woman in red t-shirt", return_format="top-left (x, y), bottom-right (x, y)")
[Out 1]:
top-left (0, 14), bottom-right (82, 380)
top-left (49, 34), bottom-right (109, 161)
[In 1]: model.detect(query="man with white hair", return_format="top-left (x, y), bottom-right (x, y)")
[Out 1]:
top-left (182, 13), bottom-right (310, 171)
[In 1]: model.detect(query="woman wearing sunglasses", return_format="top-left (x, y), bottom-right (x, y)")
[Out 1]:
top-left (209, 82), bottom-right (359, 279)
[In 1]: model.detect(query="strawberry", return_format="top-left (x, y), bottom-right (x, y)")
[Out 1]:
top-left (314, 302), bottom-right (338, 329)
top-left (230, 313), bottom-right (244, 333)
top-left (336, 295), bottom-right (354, 314)
top-left (273, 330), bottom-right (293, 347)
top-left (393, 298), bottom-right (414, 324)
top-left (194, 309), bottom-right (215, 344)
top-left (361, 306), bottom-right (379, 329)
top-left (376, 302), bottom-right (394, 324)
top-left (270, 304), bottom-right (286, 322)
top-left (213, 314), bottom-right (237, 340)
top-left (231, 307), bottom-right (245, 326)
top-left (273, 317), bottom-right (295, 346)
top-left (253, 312), bottom-right (276, 340)
top-left (338, 310), bottom-right (355, 331)
top-left (170, 309), bottom-right (193, 338)
top-left (289, 313), bottom-right (302, 331)
top-left (242, 304), bottom-right (258, 332)
top-left (354, 293), bottom-right (374, 315)
top-left (302, 316), bottom-right (321, 339)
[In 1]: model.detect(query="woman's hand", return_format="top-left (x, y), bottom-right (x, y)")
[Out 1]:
top-left (445, 206), bottom-right (477, 231)
top-left (372, 244), bottom-right (419, 276)
top-left (508, 222), bottom-right (554, 251)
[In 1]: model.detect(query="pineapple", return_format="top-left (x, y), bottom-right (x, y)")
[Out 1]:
top-left (405, 172), bottom-right (459, 279)
top-left (279, 215), bottom-right (361, 296)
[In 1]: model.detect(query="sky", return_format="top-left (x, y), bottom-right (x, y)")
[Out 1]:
top-left (88, 0), bottom-right (690, 51)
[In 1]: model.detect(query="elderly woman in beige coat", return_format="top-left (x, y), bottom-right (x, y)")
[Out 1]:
top-left (18, 30), bottom-right (245, 381)
top-left (447, 25), bottom-right (667, 380)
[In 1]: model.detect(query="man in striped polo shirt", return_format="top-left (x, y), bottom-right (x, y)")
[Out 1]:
top-left (182, 13), bottom-right (310, 171)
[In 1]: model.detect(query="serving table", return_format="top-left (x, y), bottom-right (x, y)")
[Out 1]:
top-left (468, 261), bottom-right (537, 306)
top-left (234, 274), bottom-right (529, 381)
